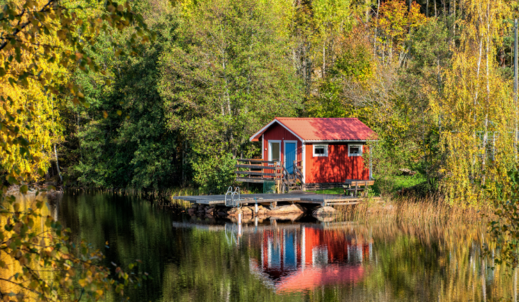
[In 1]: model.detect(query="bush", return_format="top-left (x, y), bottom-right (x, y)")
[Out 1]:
top-left (191, 152), bottom-right (236, 194)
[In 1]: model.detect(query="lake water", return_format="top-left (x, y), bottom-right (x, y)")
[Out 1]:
top-left (52, 192), bottom-right (517, 301)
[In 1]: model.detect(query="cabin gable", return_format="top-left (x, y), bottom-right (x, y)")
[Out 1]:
top-left (262, 122), bottom-right (303, 165)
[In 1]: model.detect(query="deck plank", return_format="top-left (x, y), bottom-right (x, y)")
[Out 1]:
top-left (172, 193), bottom-right (365, 205)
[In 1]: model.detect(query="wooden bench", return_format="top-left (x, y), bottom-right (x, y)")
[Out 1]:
top-left (343, 180), bottom-right (375, 197)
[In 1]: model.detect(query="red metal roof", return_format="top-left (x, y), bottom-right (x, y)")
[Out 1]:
top-left (250, 117), bottom-right (376, 142)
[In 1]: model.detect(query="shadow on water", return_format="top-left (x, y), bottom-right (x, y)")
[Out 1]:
top-left (54, 192), bottom-right (518, 301)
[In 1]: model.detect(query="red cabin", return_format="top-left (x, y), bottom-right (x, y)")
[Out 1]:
top-left (247, 117), bottom-right (376, 190)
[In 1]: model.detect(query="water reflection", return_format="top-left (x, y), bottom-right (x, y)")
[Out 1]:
top-left (249, 226), bottom-right (371, 293)
top-left (53, 193), bottom-right (518, 301)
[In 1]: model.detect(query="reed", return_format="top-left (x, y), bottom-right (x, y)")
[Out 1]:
top-left (168, 187), bottom-right (200, 208)
top-left (335, 194), bottom-right (493, 225)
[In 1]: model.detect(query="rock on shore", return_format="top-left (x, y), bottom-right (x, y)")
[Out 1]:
top-left (188, 203), bottom-right (306, 219)
top-left (313, 206), bottom-right (337, 216)
top-left (267, 204), bottom-right (304, 216)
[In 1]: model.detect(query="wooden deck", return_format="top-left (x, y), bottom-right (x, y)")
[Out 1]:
top-left (172, 192), bottom-right (366, 206)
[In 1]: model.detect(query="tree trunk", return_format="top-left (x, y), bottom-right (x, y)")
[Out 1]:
top-left (322, 42), bottom-right (326, 78)
top-left (54, 144), bottom-right (62, 183)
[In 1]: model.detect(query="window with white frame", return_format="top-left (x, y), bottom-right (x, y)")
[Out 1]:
top-left (313, 144), bottom-right (328, 157)
top-left (348, 144), bottom-right (363, 156)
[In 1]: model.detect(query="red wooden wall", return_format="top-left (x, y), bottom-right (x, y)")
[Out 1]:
top-left (304, 143), bottom-right (369, 183)
top-left (260, 122), bottom-right (369, 183)
top-left (263, 123), bottom-right (302, 164)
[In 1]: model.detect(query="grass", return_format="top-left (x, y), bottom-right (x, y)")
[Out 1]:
top-left (311, 187), bottom-right (344, 195)
top-left (376, 173), bottom-right (427, 192)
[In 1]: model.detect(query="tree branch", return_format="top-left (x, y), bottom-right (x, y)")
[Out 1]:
top-left (0, 0), bottom-right (55, 52)
top-left (0, 277), bottom-right (42, 295)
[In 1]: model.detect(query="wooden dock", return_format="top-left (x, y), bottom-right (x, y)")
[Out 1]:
top-left (172, 192), bottom-right (368, 206)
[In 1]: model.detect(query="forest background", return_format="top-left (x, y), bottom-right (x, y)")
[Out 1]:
top-left (2, 0), bottom-right (519, 299)
top-left (4, 0), bottom-right (519, 204)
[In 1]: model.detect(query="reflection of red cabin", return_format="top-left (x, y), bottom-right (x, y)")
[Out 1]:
top-left (249, 118), bottom-right (376, 189)
top-left (250, 227), bottom-right (372, 293)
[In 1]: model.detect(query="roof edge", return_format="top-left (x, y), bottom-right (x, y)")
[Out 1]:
top-left (249, 118), bottom-right (305, 142)
top-left (249, 119), bottom-right (277, 142)
top-left (304, 140), bottom-right (377, 143)
top-left (274, 119), bottom-right (305, 142)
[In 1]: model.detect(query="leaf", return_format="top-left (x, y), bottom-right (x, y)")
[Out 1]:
top-left (103, 111), bottom-right (108, 118)
top-left (20, 185), bottom-right (28, 194)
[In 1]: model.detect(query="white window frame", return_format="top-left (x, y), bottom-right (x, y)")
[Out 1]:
top-left (312, 144), bottom-right (328, 157)
top-left (348, 144), bottom-right (363, 157)
top-left (261, 134), bottom-right (264, 159)
top-left (268, 140), bottom-right (282, 164)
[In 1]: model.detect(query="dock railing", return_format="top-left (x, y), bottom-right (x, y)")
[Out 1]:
top-left (235, 158), bottom-right (304, 193)
top-left (235, 159), bottom-right (282, 183)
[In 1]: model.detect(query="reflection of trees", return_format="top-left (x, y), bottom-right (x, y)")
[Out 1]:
top-left (0, 196), bottom-right (52, 300)
top-left (57, 193), bottom-right (302, 301)
top-left (363, 223), bottom-right (513, 301)
top-left (59, 193), bottom-right (185, 301)
top-left (57, 193), bottom-right (515, 301)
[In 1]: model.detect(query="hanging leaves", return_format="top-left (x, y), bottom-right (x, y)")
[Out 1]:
top-left (0, 0), bottom-right (151, 182)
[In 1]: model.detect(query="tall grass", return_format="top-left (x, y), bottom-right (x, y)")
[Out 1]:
top-left (169, 187), bottom-right (200, 208)
top-left (335, 194), bottom-right (492, 225)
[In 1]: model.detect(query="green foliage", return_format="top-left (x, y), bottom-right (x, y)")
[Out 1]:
top-left (159, 0), bottom-right (302, 155)
top-left (332, 42), bottom-right (374, 81)
top-left (158, 0), bottom-right (302, 185)
top-left (63, 1), bottom-right (183, 191)
top-left (307, 35), bottom-right (375, 118)
top-left (192, 152), bottom-right (236, 194)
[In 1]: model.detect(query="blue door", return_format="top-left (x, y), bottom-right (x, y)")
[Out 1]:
top-left (285, 142), bottom-right (296, 174)
top-left (284, 232), bottom-right (297, 269)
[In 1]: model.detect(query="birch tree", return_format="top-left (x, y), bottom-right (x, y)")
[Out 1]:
top-left (430, 0), bottom-right (513, 204)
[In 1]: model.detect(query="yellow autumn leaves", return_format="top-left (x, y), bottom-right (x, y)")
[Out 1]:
top-left (0, 7), bottom-right (67, 181)
top-left (430, 0), bottom-right (514, 204)
top-left (0, 0), bottom-right (149, 183)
